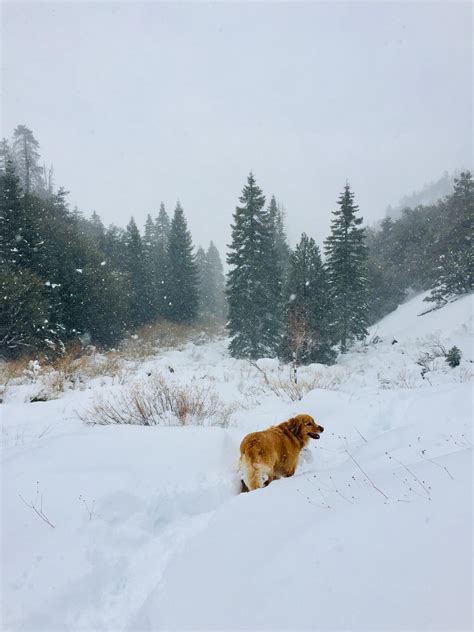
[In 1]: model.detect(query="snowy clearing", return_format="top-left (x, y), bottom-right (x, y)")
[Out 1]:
top-left (1, 292), bottom-right (473, 631)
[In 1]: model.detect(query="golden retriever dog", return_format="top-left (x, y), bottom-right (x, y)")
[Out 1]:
top-left (239, 414), bottom-right (324, 492)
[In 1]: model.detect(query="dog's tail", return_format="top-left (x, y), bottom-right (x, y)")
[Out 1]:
top-left (239, 454), bottom-right (271, 492)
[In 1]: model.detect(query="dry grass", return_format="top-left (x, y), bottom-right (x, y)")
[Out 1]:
top-left (81, 371), bottom-right (234, 427)
top-left (263, 371), bottom-right (342, 401)
top-left (121, 319), bottom-right (225, 361)
top-left (0, 357), bottom-right (31, 383)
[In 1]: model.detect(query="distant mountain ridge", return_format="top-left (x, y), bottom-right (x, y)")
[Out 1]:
top-left (386, 170), bottom-right (466, 219)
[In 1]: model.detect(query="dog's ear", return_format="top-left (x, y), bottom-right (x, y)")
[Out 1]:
top-left (287, 417), bottom-right (301, 437)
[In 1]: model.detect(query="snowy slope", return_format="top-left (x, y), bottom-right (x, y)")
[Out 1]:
top-left (1, 293), bottom-right (472, 631)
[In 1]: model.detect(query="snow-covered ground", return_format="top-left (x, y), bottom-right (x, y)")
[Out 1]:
top-left (1, 292), bottom-right (472, 631)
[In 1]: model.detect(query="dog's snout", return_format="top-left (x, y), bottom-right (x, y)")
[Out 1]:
top-left (319, 426), bottom-right (324, 433)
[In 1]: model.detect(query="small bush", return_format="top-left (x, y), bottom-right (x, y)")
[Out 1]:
top-left (446, 346), bottom-right (462, 368)
top-left (264, 371), bottom-right (342, 401)
top-left (81, 372), bottom-right (234, 427)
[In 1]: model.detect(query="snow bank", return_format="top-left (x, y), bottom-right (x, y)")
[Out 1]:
top-left (1, 293), bottom-right (472, 630)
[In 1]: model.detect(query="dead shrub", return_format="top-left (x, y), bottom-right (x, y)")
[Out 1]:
top-left (120, 319), bottom-right (224, 360)
top-left (264, 371), bottom-right (342, 401)
top-left (81, 372), bottom-right (233, 427)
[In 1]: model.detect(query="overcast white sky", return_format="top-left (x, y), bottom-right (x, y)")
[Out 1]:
top-left (2, 1), bottom-right (472, 254)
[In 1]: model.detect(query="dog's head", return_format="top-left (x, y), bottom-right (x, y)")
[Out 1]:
top-left (288, 414), bottom-right (324, 444)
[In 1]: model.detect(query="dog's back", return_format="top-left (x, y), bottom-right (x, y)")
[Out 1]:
top-left (239, 415), bottom-right (324, 492)
top-left (239, 424), bottom-right (299, 491)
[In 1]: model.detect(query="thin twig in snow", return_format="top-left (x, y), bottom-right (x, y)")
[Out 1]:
top-left (344, 448), bottom-right (389, 500)
top-left (19, 483), bottom-right (55, 528)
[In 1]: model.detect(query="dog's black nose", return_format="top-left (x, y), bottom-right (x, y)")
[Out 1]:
top-left (320, 426), bottom-right (324, 432)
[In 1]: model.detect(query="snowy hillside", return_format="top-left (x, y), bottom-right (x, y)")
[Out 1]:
top-left (1, 292), bottom-right (472, 631)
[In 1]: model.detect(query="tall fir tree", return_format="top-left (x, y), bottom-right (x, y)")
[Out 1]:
top-left (226, 173), bottom-right (282, 358)
top-left (0, 138), bottom-right (11, 172)
top-left (282, 233), bottom-right (336, 365)
top-left (205, 241), bottom-right (226, 320)
top-left (196, 246), bottom-right (207, 317)
top-left (143, 213), bottom-right (160, 317)
top-left (268, 195), bottom-right (291, 285)
top-left (324, 184), bottom-right (368, 352)
top-left (154, 203), bottom-right (171, 317)
top-left (166, 202), bottom-right (198, 322)
top-left (123, 217), bottom-right (148, 327)
top-left (0, 159), bottom-right (25, 266)
top-left (196, 242), bottom-right (226, 321)
top-left (12, 125), bottom-right (44, 194)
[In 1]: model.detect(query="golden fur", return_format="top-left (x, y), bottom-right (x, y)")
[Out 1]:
top-left (239, 414), bottom-right (324, 492)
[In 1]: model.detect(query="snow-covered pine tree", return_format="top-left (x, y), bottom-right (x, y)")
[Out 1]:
top-left (426, 171), bottom-right (473, 304)
top-left (324, 184), bottom-right (368, 352)
top-left (166, 202), bottom-right (198, 322)
top-left (205, 241), bottom-right (226, 321)
top-left (197, 242), bottom-right (226, 321)
top-left (12, 125), bottom-right (44, 194)
top-left (0, 138), bottom-right (12, 172)
top-left (268, 195), bottom-right (291, 285)
top-left (154, 203), bottom-right (171, 318)
top-left (196, 246), bottom-right (208, 317)
top-left (282, 233), bottom-right (336, 365)
top-left (0, 159), bottom-right (24, 266)
top-left (143, 213), bottom-right (161, 318)
top-left (226, 172), bottom-right (282, 359)
top-left (123, 217), bottom-right (148, 327)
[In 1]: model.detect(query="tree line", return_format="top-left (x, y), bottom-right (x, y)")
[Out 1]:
top-left (226, 170), bottom-right (472, 362)
top-left (227, 173), bottom-right (367, 363)
top-left (0, 126), bottom-right (225, 358)
top-left (1, 125), bottom-right (472, 362)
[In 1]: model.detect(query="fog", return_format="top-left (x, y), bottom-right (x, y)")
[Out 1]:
top-left (2, 1), bottom-right (472, 251)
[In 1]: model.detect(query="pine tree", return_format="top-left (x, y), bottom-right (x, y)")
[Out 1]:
top-left (268, 195), bottom-right (291, 284)
top-left (196, 246), bottom-right (208, 317)
top-left (426, 171), bottom-right (473, 304)
top-left (324, 184), bottom-right (368, 352)
top-left (0, 160), bottom-right (24, 266)
top-left (143, 213), bottom-right (160, 317)
top-left (0, 265), bottom-right (57, 358)
top-left (196, 242), bottom-right (226, 321)
top-left (154, 203), bottom-right (171, 317)
top-left (166, 202), bottom-right (198, 322)
top-left (282, 234), bottom-right (335, 365)
top-left (226, 173), bottom-right (282, 358)
top-left (12, 125), bottom-right (44, 193)
top-left (0, 138), bottom-right (11, 172)
top-left (205, 241), bottom-right (226, 320)
top-left (123, 217), bottom-right (148, 327)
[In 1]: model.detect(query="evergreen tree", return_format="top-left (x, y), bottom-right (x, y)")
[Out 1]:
top-left (205, 241), bottom-right (226, 320)
top-left (123, 217), bottom-right (148, 327)
top-left (196, 246), bottom-right (208, 317)
top-left (426, 171), bottom-right (473, 304)
top-left (143, 213), bottom-right (160, 317)
top-left (154, 203), bottom-right (171, 317)
top-left (282, 234), bottom-right (335, 365)
top-left (166, 202), bottom-right (198, 322)
top-left (87, 211), bottom-right (106, 250)
top-left (324, 184), bottom-right (368, 352)
top-left (226, 173), bottom-right (282, 358)
top-left (0, 265), bottom-right (59, 358)
top-left (196, 242), bottom-right (226, 321)
top-left (12, 125), bottom-right (43, 193)
top-left (0, 160), bottom-right (25, 266)
top-left (268, 195), bottom-right (291, 284)
top-left (0, 138), bottom-right (11, 172)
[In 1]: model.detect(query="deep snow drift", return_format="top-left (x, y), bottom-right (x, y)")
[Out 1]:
top-left (1, 292), bottom-right (472, 631)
